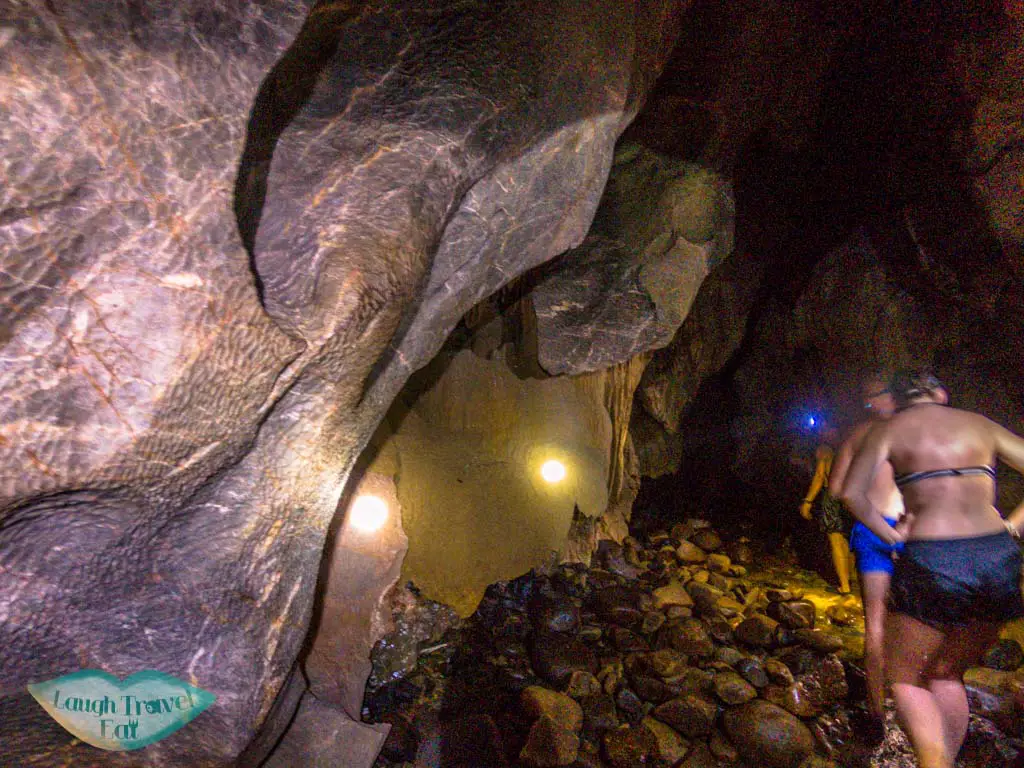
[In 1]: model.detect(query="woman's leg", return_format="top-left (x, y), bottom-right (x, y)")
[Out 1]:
top-left (886, 612), bottom-right (950, 768)
top-left (828, 532), bottom-right (852, 593)
top-left (926, 621), bottom-right (1003, 763)
top-left (858, 570), bottom-right (891, 720)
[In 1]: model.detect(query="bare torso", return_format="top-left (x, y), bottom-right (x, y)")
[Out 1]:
top-left (845, 422), bottom-right (903, 521)
top-left (835, 421), bottom-right (901, 524)
top-left (885, 403), bottom-right (1003, 539)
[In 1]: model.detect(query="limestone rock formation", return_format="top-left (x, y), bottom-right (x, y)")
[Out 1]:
top-left (0, 1), bottom-right (683, 765)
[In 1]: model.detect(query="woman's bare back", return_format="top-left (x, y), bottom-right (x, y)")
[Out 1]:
top-left (885, 403), bottom-right (1002, 539)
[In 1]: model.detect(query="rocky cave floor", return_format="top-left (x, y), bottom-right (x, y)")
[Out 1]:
top-left (361, 523), bottom-right (1024, 768)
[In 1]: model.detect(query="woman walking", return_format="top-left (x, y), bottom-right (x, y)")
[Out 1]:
top-left (841, 370), bottom-right (1024, 768)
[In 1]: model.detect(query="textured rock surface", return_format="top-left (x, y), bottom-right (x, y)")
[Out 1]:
top-left (379, 347), bottom-right (612, 616)
top-left (0, 1), bottom-right (682, 765)
top-left (262, 694), bottom-right (390, 768)
top-left (304, 472), bottom-right (408, 719)
top-left (532, 145), bottom-right (734, 377)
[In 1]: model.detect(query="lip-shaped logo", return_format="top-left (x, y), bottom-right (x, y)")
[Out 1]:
top-left (27, 669), bottom-right (216, 751)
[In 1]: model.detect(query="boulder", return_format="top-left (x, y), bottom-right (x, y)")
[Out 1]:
top-left (721, 700), bottom-right (815, 768)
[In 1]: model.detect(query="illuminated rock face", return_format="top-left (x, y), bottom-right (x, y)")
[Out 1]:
top-left (0, 1), bottom-right (681, 765)
top-left (372, 348), bottom-right (613, 617)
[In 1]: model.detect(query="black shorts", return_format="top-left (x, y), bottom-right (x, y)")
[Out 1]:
top-left (817, 491), bottom-right (849, 535)
top-left (889, 531), bottom-right (1024, 627)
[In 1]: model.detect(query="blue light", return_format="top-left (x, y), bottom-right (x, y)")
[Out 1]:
top-left (807, 415), bottom-right (816, 427)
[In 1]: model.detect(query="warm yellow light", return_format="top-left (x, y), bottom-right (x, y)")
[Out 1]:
top-left (540, 459), bottom-right (567, 483)
top-left (349, 494), bottom-right (388, 532)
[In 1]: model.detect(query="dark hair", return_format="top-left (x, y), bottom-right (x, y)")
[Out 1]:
top-left (889, 369), bottom-right (945, 407)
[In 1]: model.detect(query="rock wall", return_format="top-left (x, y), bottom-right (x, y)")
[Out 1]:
top-left (375, 347), bottom-right (613, 617)
top-left (0, 2), bottom-right (684, 765)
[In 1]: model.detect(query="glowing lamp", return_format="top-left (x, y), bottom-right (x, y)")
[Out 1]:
top-left (349, 494), bottom-right (388, 532)
top-left (540, 459), bottom-right (567, 483)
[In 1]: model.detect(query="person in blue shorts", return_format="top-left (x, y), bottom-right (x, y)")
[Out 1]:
top-left (829, 374), bottom-right (905, 737)
top-left (841, 370), bottom-right (1024, 768)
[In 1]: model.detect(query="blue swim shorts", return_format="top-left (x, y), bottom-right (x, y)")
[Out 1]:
top-left (850, 519), bottom-right (904, 574)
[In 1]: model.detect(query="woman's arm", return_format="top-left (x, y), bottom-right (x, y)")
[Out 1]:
top-left (839, 425), bottom-right (904, 545)
top-left (800, 445), bottom-right (832, 520)
top-left (991, 419), bottom-right (1024, 538)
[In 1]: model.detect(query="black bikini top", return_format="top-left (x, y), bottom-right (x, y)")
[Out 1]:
top-left (894, 465), bottom-right (997, 488)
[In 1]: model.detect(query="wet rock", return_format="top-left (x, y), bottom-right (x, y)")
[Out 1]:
top-left (707, 553), bottom-right (731, 574)
top-left (734, 614), bottom-right (780, 647)
top-left (796, 655), bottom-right (848, 712)
top-left (532, 632), bottom-right (599, 687)
top-left (565, 671), bottom-right (602, 700)
top-left (641, 716), bottom-right (690, 765)
top-left (798, 758), bottom-right (841, 768)
top-left (774, 646), bottom-right (819, 677)
top-left (670, 521), bottom-right (698, 541)
top-left (579, 625), bottom-right (604, 643)
top-left (691, 529), bottom-right (723, 551)
top-left (615, 687), bottom-right (646, 722)
top-left (766, 588), bottom-right (794, 602)
top-left (520, 716), bottom-right (580, 767)
top-left (573, 739), bottom-right (605, 768)
top-left (707, 573), bottom-right (730, 593)
top-left (681, 742), bottom-right (718, 767)
top-left (530, 594), bottom-right (581, 634)
top-left (369, 589), bottom-right (462, 690)
top-left (710, 594), bottom-right (745, 619)
top-left (767, 599), bottom-right (816, 630)
top-left (662, 668), bottom-right (712, 699)
top-left (964, 667), bottom-right (1024, 737)
top-left (623, 538), bottom-right (644, 566)
top-left (725, 540), bottom-right (755, 566)
top-left (653, 580), bottom-right (695, 610)
top-left (666, 605), bottom-right (693, 620)
top-left (763, 683), bottom-right (819, 718)
top-left (824, 604), bottom-right (857, 626)
top-left (722, 700), bottom-right (815, 768)
top-left (641, 611), bottom-right (667, 635)
top-left (612, 627), bottom-right (650, 653)
top-left (652, 694), bottom-right (718, 738)
top-left (709, 728), bottom-right (739, 762)
top-left (603, 723), bottom-right (657, 768)
top-left (735, 657), bottom-right (769, 688)
top-left (686, 580), bottom-right (722, 603)
top-left (983, 638), bottom-right (1024, 671)
top-left (660, 617), bottom-right (715, 657)
top-left (713, 670), bottom-right (758, 705)
top-left (705, 615), bottom-right (735, 645)
top-left (645, 648), bottom-right (689, 678)
top-left (580, 693), bottom-right (621, 736)
top-left (793, 629), bottom-right (844, 654)
top-left (597, 660), bottom-right (625, 695)
top-left (591, 586), bottom-right (645, 627)
top-left (630, 674), bottom-right (673, 704)
top-left (715, 646), bottom-right (745, 667)
top-left (596, 541), bottom-right (642, 581)
top-left (677, 540), bottom-right (709, 564)
top-left (523, 686), bottom-right (584, 732)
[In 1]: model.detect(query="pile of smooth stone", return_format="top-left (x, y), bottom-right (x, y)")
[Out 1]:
top-left (368, 520), bottom-right (1024, 768)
